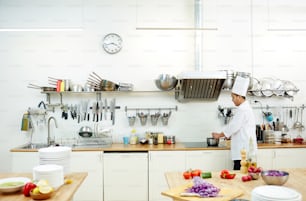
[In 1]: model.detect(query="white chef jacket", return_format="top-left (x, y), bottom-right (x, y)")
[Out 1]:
top-left (223, 101), bottom-right (257, 160)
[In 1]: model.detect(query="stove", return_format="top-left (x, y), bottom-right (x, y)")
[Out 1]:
top-left (182, 142), bottom-right (219, 148)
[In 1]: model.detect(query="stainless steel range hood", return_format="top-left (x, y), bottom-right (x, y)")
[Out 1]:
top-left (175, 71), bottom-right (226, 102)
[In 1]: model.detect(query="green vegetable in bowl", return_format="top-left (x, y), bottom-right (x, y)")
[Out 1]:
top-left (0, 181), bottom-right (24, 187)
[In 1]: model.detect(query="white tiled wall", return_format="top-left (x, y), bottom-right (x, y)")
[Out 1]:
top-left (1, 0), bottom-right (306, 172)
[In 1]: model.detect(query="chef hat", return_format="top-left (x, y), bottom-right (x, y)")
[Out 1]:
top-left (232, 76), bottom-right (250, 97)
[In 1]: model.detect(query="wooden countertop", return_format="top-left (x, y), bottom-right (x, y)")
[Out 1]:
top-left (10, 142), bottom-right (306, 152)
top-left (0, 172), bottom-right (87, 201)
top-left (163, 168), bottom-right (306, 200)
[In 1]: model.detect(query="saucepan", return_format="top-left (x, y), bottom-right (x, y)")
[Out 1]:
top-left (207, 137), bottom-right (219, 146)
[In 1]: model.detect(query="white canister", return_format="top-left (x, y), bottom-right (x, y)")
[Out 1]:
top-left (33, 164), bottom-right (64, 189)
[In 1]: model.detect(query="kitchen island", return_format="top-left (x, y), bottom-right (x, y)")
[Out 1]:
top-left (0, 172), bottom-right (87, 201)
top-left (163, 168), bottom-right (306, 200)
top-left (9, 143), bottom-right (306, 201)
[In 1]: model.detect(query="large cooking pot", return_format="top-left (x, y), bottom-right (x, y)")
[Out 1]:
top-left (222, 70), bottom-right (235, 90)
top-left (207, 137), bottom-right (219, 146)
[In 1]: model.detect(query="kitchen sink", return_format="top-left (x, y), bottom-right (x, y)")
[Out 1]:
top-left (16, 142), bottom-right (111, 149)
top-left (17, 143), bottom-right (49, 149)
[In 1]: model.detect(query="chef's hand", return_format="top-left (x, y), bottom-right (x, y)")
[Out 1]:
top-left (211, 132), bottom-right (220, 139)
top-left (212, 132), bottom-right (225, 139)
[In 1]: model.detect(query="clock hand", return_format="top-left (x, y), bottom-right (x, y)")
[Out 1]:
top-left (105, 42), bottom-right (120, 48)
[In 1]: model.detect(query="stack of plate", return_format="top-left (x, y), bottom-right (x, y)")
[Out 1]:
top-left (252, 185), bottom-right (302, 201)
top-left (33, 164), bottom-right (64, 189)
top-left (38, 146), bottom-right (71, 174)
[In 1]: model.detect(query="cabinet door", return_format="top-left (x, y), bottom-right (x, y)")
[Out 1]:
top-left (273, 148), bottom-right (306, 169)
top-left (103, 152), bottom-right (148, 201)
top-left (185, 150), bottom-right (230, 171)
top-left (11, 152), bottom-right (39, 172)
top-left (149, 151), bottom-right (186, 201)
top-left (70, 151), bottom-right (103, 201)
top-left (257, 149), bottom-right (274, 169)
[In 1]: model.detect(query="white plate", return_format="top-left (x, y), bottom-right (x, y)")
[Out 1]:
top-left (252, 185), bottom-right (302, 201)
top-left (0, 177), bottom-right (31, 193)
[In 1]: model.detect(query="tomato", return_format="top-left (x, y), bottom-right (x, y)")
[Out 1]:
top-left (225, 173), bottom-right (236, 179)
top-left (248, 166), bottom-right (262, 173)
top-left (241, 175), bottom-right (252, 182)
top-left (191, 169), bottom-right (201, 178)
top-left (183, 171), bottom-right (192, 179)
top-left (220, 169), bottom-right (230, 179)
top-left (23, 182), bottom-right (37, 197)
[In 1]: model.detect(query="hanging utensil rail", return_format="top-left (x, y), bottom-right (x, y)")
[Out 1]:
top-left (125, 106), bottom-right (178, 112)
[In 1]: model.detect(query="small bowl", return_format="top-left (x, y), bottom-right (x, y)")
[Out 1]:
top-left (261, 170), bottom-right (289, 185)
top-left (293, 137), bottom-right (304, 144)
top-left (155, 74), bottom-right (178, 91)
top-left (248, 172), bottom-right (260, 180)
top-left (30, 190), bottom-right (53, 200)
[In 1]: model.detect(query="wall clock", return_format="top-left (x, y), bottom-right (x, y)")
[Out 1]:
top-left (102, 33), bottom-right (122, 54)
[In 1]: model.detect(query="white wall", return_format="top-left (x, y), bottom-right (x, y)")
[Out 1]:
top-left (1, 0), bottom-right (306, 172)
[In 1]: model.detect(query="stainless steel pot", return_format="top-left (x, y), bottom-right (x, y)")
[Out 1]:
top-left (222, 70), bottom-right (235, 90)
top-left (207, 137), bottom-right (219, 146)
top-left (79, 126), bottom-right (93, 137)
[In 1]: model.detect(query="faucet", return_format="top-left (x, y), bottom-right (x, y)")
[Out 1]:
top-left (47, 116), bottom-right (58, 146)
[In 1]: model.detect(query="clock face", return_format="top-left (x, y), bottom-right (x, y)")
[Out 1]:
top-left (102, 33), bottom-right (122, 54)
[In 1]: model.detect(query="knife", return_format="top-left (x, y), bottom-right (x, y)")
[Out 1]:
top-left (99, 100), bottom-right (103, 121)
top-left (111, 98), bottom-right (116, 125)
top-left (180, 192), bottom-right (200, 197)
top-left (96, 101), bottom-right (99, 122)
top-left (92, 102), bottom-right (96, 122)
top-left (104, 99), bottom-right (108, 120)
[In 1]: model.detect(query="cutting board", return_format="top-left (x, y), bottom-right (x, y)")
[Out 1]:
top-left (161, 184), bottom-right (244, 201)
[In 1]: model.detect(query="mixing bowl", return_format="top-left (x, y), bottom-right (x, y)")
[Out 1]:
top-left (155, 74), bottom-right (178, 91)
top-left (261, 170), bottom-right (289, 185)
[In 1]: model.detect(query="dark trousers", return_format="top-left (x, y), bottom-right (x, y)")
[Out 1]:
top-left (233, 160), bottom-right (241, 170)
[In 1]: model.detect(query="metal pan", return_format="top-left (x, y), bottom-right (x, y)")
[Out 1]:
top-left (28, 84), bottom-right (56, 92)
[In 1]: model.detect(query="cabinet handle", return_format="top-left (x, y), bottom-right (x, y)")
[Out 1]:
top-left (202, 151), bottom-right (213, 154)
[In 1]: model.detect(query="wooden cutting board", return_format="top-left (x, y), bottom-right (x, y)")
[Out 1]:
top-left (161, 184), bottom-right (244, 201)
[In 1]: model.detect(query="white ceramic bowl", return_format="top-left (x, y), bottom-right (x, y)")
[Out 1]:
top-left (0, 177), bottom-right (31, 193)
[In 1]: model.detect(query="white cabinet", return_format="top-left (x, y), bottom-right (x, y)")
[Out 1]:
top-left (103, 152), bottom-right (148, 201)
top-left (273, 148), bottom-right (306, 169)
top-left (257, 148), bottom-right (306, 169)
top-left (70, 151), bottom-right (103, 201)
top-left (257, 149), bottom-right (274, 169)
top-left (185, 150), bottom-right (231, 171)
top-left (11, 152), bottom-right (39, 172)
top-left (148, 151), bottom-right (186, 201)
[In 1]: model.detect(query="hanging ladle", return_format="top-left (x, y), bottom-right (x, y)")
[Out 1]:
top-left (293, 108), bottom-right (302, 129)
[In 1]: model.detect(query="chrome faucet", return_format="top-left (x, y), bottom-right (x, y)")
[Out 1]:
top-left (47, 116), bottom-right (58, 146)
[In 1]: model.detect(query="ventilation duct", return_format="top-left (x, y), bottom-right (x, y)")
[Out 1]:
top-left (175, 0), bottom-right (225, 102)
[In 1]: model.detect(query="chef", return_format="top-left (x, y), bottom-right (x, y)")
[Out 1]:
top-left (212, 76), bottom-right (257, 170)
